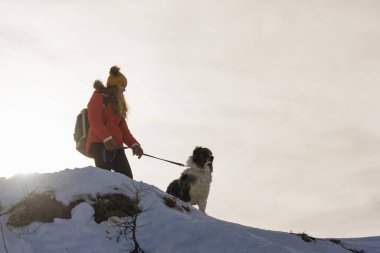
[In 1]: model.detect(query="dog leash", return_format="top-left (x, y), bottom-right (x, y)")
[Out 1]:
top-left (141, 153), bottom-right (185, 167)
top-left (123, 147), bottom-right (185, 167)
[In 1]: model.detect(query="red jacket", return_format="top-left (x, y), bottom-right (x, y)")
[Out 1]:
top-left (86, 90), bottom-right (139, 155)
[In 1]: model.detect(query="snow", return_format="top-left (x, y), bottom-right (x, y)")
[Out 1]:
top-left (0, 167), bottom-right (378, 253)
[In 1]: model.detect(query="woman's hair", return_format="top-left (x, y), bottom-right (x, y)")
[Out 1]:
top-left (108, 86), bottom-right (128, 118)
top-left (93, 80), bottom-right (128, 118)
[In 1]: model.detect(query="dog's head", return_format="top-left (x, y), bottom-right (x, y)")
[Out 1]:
top-left (189, 146), bottom-right (214, 172)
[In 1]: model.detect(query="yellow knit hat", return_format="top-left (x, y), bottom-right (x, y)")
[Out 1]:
top-left (106, 66), bottom-right (128, 87)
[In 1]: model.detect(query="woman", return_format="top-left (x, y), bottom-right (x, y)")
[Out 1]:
top-left (86, 66), bottom-right (143, 179)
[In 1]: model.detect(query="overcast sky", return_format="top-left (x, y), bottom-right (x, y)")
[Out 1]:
top-left (1, 0), bottom-right (379, 238)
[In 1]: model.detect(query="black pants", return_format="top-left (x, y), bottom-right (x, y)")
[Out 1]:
top-left (90, 143), bottom-right (133, 179)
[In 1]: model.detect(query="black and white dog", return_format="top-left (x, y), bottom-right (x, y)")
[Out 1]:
top-left (166, 146), bottom-right (214, 213)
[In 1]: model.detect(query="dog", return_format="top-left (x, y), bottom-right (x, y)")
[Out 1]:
top-left (166, 146), bottom-right (214, 213)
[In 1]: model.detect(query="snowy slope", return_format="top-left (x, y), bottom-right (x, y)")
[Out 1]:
top-left (0, 167), bottom-right (378, 253)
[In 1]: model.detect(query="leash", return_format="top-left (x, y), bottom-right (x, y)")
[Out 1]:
top-left (141, 153), bottom-right (185, 167)
top-left (123, 147), bottom-right (185, 167)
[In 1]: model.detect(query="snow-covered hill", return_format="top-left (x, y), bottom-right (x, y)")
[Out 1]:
top-left (0, 167), bottom-right (378, 253)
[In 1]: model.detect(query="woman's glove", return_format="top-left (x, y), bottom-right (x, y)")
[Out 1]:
top-left (132, 145), bottom-right (144, 159)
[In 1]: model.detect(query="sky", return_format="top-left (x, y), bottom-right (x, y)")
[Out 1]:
top-left (0, 0), bottom-right (379, 238)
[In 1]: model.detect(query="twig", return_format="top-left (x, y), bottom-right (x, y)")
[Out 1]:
top-left (0, 222), bottom-right (9, 253)
top-left (0, 211), bottom-right (9, 217)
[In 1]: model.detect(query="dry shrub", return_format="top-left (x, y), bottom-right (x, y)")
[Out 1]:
top-left (162, 195), bottom-right (177, 208)
top-left (162, 195), bottom-right (190, 212)
top-left (7, 191), bottom-right (141, 227)
top-left (291, 232), bottom-right (365, 253)
top-left (91, 193), bottom-right (140, 224)
top-left (329, 239), bottom-right (366, 253)
top-left (7, 192), bottom-right (82, 227)
top-left (296, 232), bottom-right (316, 243)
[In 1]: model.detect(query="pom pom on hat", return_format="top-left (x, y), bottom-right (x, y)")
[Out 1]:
top-left (107, 65), bottom-right (127, 87)
top-left (110, 66), bottom-right (120, 76)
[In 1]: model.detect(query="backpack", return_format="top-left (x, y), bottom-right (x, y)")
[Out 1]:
top-left (74, 94), bottom-right (108, 157)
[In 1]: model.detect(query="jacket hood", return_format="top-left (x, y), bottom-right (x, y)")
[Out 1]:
top-left (93, 80), bottom-right (106, 92)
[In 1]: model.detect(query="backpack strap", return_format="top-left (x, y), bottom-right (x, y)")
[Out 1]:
top-left (81, 109), bottom-right (88, 137)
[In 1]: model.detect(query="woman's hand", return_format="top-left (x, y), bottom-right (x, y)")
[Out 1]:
top-left (132, 145), bottom-right (144, 159)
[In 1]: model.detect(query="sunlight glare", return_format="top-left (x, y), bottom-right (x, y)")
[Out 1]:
top-left (0, 94), bottom-right (64, 178)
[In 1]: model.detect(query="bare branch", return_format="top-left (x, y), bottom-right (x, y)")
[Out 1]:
top-left (105, 182), bottom-right (150, 253)
top-left (0, 222), bottom-right (9, 253)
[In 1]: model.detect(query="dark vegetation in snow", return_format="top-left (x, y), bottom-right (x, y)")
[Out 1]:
top-left (6, 191), bottom-right (140, 227)
top-left (91, 193), bottom-right (140, 224)
top-left (8, 191), bottom-right (76, 227)
top-left (162, 194), bottom-right (190, 212)
top-left (292, 232), bottom-right (366, 253)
